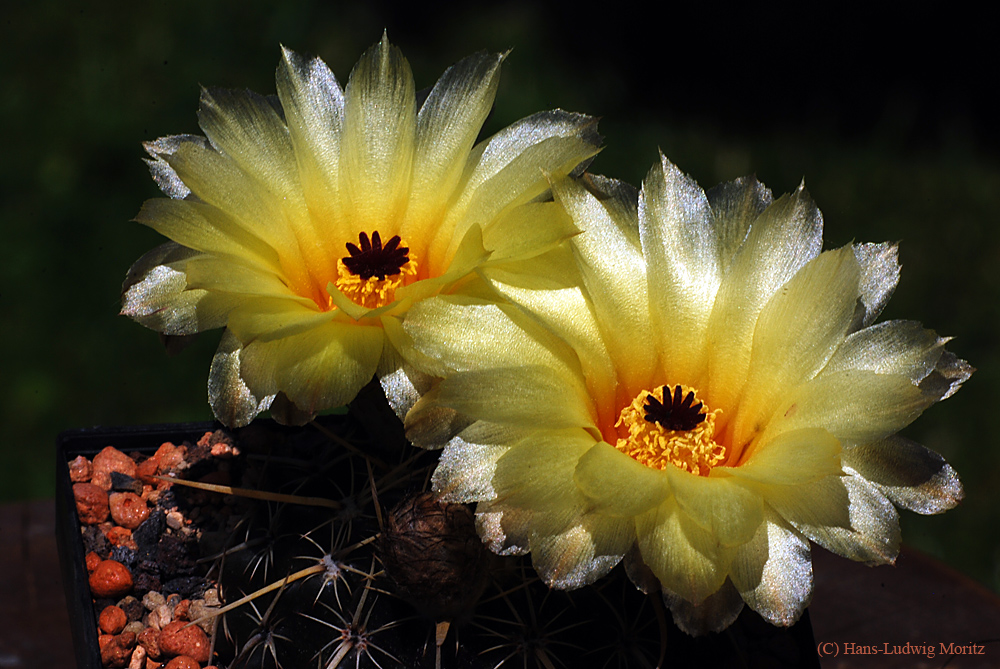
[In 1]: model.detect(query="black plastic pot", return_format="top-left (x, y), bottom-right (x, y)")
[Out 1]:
top-left (57, 421), bottom-right (217, 669)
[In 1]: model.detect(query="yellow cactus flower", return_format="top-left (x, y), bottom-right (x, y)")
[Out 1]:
top-left (121, 36), bottom-right (599, 426)
top-left (398, 157), bottom-right (971, 634)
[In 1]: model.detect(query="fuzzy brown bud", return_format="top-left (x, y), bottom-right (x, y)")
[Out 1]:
top-left (380, 492), bottom-right (490, 621)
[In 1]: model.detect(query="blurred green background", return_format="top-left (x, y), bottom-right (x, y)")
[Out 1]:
top-left (3, 1), bottom-right (997, 594)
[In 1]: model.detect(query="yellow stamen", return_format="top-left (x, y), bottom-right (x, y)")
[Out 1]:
top-left (615, 385), bottom-right (725, 476)
top-left (333, 250), bottom-right (418, 310)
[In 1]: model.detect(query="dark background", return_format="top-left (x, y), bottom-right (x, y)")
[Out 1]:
top-left (3, 1), bottom-right (997, 593)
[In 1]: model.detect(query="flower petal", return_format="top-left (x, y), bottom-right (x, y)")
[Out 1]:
top-left (639, 154), bottom-right (718, 381)
top-left (475, 500), bottom-right (532, 556)
top-left (705, 183), bottom-right (823, 412)
top-left (663, 579), bottom-right (745, 636)
top-left (919, 350), bottom-right (974, 401)
top-left (729, 427), bottom-right (842, 485)
top-left (729, 512), bottom-right (812, 626)
top-left (822, 319), bottom-right (945, 383)
top-left (237, 318), bottom-right (384, 415)
top-left (843, 435), bottom-right (963, 514)
top-left (208, 329), bottom-right (275, 427)
top-left (402, 296), bottom-right (579, 373)
top-left (401, 360), bottom-right (542, 452)
top-left (121, 244), bottom-right (233, 335)
top-left (275, 46), bottom-right (345, 223)
top-left (573, 441), bottom-right (671, 517)
top-left (408, 51), bottom-right (505, 228)
top-left (403, 388), bottom-right (471, 449)
top-left (376, 341), bottom-right (437, 419)
top-left (143, 135), bottom-right (211, 199)
top-left (157, 141), bottom-right (316, 278)
top-left (197, 86), bottom-right (303, 210)
top-left (432, 431), bottom-right (512, 502)
top-left (849, 242), bottom-right (900, 332)
top-left (483, 249), bottom-right (619, 434)
top-left (340, 35), bottom-right (416, 233)
top-left (704, 174), bottom-right (772, 268)
top-left (759, 369), bottom-right (931, 447)
top-left (458, 110), bottom-right (600, 212)
top-left (552, 175), bottom-right (655, 392)
top-left (197, 86), bottom-right (329, 274)
top-left (225, 297), bottom-right (333, 344)
top-left (667, 468), bottom-right (764, 547)
top-left (731, 246), bottom-right (860, 449)
top-left (481, 200), bottom-right (579, 264)
top-left (760, 474), bottom-right (850, 538)
top-left (804, 471), bottom-right (901, 564)
top-left (529, 514), bottom-right (633, 589)
top-left (491, 430), bottom-right (594, 511)
top-left (135, 198), bottom-right (281, 274)
top-left (766, 471), bottom-right (900, 564)
top-left (381, 312), bottom-right (453, 380)
top-left (635, 497), bottom-right (731, 605)
top-left (182, 254), bottom-right (306, 301)
top-left (394, 223), bottom-right (492, 307)
top-left (432, 110), bottom-right (600, 263)
top-left (430, 366), bottom-right (596, 433)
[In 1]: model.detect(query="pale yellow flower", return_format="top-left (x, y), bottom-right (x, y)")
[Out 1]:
top-left (121, 37), bottom-right (598, 426)
top-left (398, 157), bottom-right (970, 634)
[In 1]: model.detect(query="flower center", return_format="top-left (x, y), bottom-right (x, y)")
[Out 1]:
top-left (614, 384), bottom-right (725, 476)
top-left (334, 231), bottom-right (418, 309)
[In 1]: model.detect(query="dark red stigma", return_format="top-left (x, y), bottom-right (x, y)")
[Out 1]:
top-left (643, 385), bottom-right (706, 431)
top-left (342, 231), bottom-right (410, 281)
